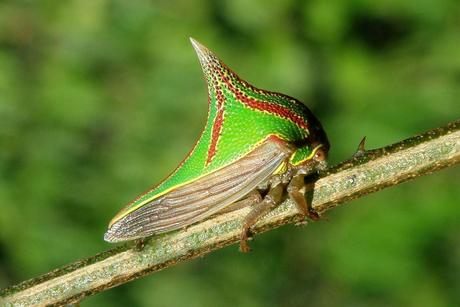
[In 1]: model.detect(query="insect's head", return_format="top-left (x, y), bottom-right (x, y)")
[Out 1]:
top-left (310, 143), bottom-right (328, 171)
top-left (309, 111), bottom-right (330, 171)
top-left (294, 126), bottom-right (329, 172)
top-left (290, 138), bottom-right (329, 172)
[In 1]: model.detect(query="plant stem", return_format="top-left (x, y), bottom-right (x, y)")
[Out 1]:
top-left (1, 120), bottom-right (459, 307)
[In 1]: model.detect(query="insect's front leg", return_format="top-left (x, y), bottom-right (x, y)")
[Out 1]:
top-left (134, 237), bottom-right (150, 252)
top-left (239, 181), bottom-right (284, 253)
top-left (287, 167), bottom-right (320, 221)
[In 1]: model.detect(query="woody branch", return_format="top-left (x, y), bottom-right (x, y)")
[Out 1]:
top-left (1, 120), bottom-right (459, 307)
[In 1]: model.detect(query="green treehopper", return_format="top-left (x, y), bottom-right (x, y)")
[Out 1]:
top-left (105, 39), bottom-right (330, 252)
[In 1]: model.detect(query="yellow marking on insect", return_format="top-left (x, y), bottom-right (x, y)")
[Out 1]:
top-left (273, 160), bottom-right (287, 175)
top-left (109, 133), bottom-right (290, 227)
top-left (290, 144), bottom-right (324, 166)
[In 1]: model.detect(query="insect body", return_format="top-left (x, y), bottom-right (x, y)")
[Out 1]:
top-left (104, 38), bottom-right (330, 252)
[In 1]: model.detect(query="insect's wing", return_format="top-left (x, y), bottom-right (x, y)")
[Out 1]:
top-left (104, 139), bottom-right (292, 242)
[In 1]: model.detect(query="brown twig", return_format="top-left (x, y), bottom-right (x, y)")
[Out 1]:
top-left (1, 120), bottom-right (459, 307)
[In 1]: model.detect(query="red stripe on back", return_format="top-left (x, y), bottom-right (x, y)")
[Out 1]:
top-left (206, 78), bottom-right (225, 165)
top-left (221, 74), bottom-right (309, 130)
top-left (206, 109), bottom-right (223, 165)
top-left (205, 65), bottom-right (309, 166)
top-left (239, 94), bottom-right (308, 130)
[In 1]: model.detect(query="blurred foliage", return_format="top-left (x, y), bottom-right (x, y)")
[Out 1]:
top-left (0, 0), bottom-right (459, 306)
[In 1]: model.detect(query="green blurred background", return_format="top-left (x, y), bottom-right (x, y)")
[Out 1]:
top-left (0, 0), bottom-right (459, 306)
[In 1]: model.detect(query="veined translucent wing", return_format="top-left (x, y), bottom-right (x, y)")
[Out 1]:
top-left (104, 138), bottom-right (292, 242)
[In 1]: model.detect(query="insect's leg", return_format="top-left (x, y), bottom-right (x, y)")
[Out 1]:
top-left (287, 173), bottom-right (320, 221)
top-left (217, 190), bottom-right (262, 214)
top-left (134, 237), bottom-right (149, 252)
top-left (240, 183), bottom-right (284, 253)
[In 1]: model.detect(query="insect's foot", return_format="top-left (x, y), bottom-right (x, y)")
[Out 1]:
top-left (239, 229), bottom-right (253, 253)
top-left (305, 207), bottom-right (321, 221)
top-left (239, 240), bottom-right (252, 253)
top-left (134, 238), bottom-right (149, 252)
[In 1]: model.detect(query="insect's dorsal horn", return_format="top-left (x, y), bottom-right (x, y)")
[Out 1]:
top-left (190, 38), bottom-right (214, 66)
top-left (189, 38), bottom-right (243, 112)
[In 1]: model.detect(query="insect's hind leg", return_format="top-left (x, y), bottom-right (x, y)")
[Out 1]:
top-left (239, 183), bottom-right (284, 253)
top-left (287, 172), bottom-right (319, 221)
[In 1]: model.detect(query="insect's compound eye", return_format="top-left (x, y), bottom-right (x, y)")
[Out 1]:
top-left (314, 148), bottom-right (326, 161)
